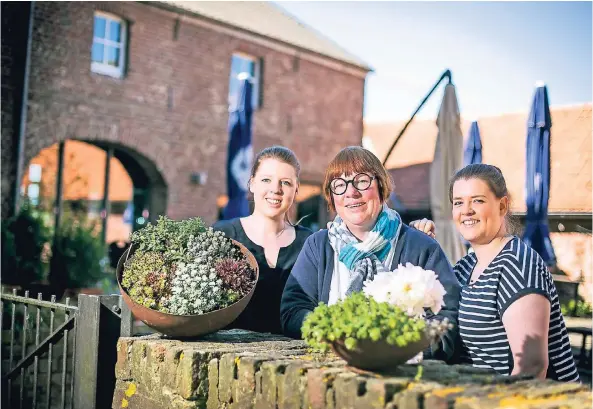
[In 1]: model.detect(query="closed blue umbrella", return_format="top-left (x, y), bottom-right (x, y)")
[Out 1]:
top-left (222, 76), bottom-right (253, 220)
top-left (461, 121), bottom-right (483, 250)
top-left (464, 121), bottom-right (482, 165)
top-left (522, 84), bottom-right (556, 265)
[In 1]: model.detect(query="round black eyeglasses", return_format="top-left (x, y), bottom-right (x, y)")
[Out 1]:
top-left (330, 173), bottom-right (375, 195)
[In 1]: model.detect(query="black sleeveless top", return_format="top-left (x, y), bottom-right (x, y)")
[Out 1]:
top-left (213, 218), bottom-right (312, 334)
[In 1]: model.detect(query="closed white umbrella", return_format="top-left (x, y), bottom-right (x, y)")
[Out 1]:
top-left (430, 84), bottom-right (467, 264)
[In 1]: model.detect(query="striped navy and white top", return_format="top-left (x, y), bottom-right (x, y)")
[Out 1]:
top-left (454, 237), bottom-right (580, 382)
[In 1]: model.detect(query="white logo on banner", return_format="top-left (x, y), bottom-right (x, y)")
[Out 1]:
top-left (230, 145), bottom-right (253, 191)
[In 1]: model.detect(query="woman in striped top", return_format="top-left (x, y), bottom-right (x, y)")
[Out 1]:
top-left (411, 164), bottom-right (579, 382)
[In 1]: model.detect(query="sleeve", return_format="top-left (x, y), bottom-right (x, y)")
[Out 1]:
top-left (280, 234), bottom-right (321, 339)
top-left (418, 244), bottom-right (462, 363)
top-left (497, 248), bottom-right (552, 318)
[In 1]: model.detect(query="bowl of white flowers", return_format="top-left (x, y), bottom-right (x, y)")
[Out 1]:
top-left (116, 216), bottom-right (258, 338)
top-left (302, 263), bottom-right (451, 371)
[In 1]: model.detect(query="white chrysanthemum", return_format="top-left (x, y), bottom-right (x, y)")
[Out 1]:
top-left (363, 262), bottom-right (446, 318)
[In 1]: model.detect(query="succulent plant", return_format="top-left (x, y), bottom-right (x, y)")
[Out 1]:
top-left (122, 251), bottom-right (173, 309)
top-left (215, 257), bottom-right (256, 298)
top-left (122, 217), bottom-right (256, 315)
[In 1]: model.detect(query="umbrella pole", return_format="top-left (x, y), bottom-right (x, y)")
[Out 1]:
top-left (382, 69), bottom-right (453, 166)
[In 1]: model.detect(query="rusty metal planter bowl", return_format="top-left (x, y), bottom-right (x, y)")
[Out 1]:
top-left (331, 336), bottom-right (431, 371)
top-left (116, 239), bottom-right (259, 338)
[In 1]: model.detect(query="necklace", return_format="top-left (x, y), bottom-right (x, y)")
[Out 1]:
top-left (276, 223), bottom-right (287, 238)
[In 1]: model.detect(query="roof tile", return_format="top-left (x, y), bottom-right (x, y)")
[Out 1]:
top-left (365, 104), bottom-right (592, 213)
top-left (158, 1), bottom-right (371, 70)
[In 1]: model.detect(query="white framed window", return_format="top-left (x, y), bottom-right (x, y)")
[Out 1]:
top-left (91, 11), bottom-right (127, 78)
top-left (228, 53), bottom-right (261, 109)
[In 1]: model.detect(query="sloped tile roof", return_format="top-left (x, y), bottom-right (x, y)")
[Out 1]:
top-left (365, 104), bottom-right (592, 213)
top-left (157, 1), bottom-right (371, 71)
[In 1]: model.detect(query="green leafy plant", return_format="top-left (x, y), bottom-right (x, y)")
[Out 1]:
top-left (50, 213), bottom-right (105, 289)
top-left (1, 202), bottom-right (52, 285)
top-left (561, 300), bottom-right (593, 318)
top-left (302, 292), bottom-right (428, 353)
top-left (130, 216), bottom-right (206, 264)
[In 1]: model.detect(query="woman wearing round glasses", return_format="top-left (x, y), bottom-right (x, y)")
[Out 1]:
top-left (280, 146), bottom-right (461, 362)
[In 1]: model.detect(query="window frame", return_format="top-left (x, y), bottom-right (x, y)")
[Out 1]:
top-left (228, 52), bottom-right (261, 110)
top-left (91, 11), bottom-right (127, 79)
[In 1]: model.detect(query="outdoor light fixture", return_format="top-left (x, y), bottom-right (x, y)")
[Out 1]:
top-left (190, 172), bottom-right (208, 186)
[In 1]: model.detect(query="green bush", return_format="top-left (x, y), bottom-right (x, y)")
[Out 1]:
top-left (2, 201), bottom-right (111, 290)
top-left (1, 202), bottom-right (51, 285)
top-left (49, 214), bottom-right (105, 289)
top-left (561, 300), bottom-right (593, 318)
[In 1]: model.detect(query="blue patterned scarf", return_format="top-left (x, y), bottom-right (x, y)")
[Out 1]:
top-left (328, 204), bottom-right (402, 296)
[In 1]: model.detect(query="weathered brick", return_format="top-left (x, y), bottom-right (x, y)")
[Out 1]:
top-left (355, 378), bottom-right (409, 409)
top-left (218, 353), bottom-right (237, 405)
top-left (160, 346), bottom-right (184, 392)
top-left (254, 360), bottom-right (290, 409)
top-left (115, 338), bottom-right (134, 380)
top-left (332, 372), bottom-right (359, 409)
top-left (277, 360), bottom-right (311, 409)
top-left (307, 367), bottom-right (344, 409)
top-left (206, 358), bottom-right (220, 409)
top-left (113, 383), bottom-right (165, 409)
top-left (390, 381), bottom-right (444, 409)
top-left (113, 334), bottom-right (591, 409)
top-left (231, 354), bottom-right (270, 409)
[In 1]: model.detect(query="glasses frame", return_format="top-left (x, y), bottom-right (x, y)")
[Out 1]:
top-left (329, 173), bottom-right (376, 195)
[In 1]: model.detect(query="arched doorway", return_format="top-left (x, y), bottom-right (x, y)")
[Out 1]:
top-left (20, 140), bottom-right (167, 240)
top-left (87, 140), bottom-right (168, 238)
top-left (17, 140), bottom-right (167, 290)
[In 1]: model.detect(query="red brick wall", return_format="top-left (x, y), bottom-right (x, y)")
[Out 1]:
top-left (3, 1), bottom-right (365, 224)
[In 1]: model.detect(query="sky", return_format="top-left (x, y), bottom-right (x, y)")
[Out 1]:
top-left (274, 1), bottom-right (593, 123)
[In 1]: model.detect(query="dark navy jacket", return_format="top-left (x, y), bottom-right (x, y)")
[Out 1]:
top-left (280, 224), bottom-right (462, 362)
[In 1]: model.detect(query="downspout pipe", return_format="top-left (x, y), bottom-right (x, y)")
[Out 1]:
top-left (14, 1), bottom-right (35, 213)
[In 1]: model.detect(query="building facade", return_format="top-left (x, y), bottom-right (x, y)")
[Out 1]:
top-left (2, 1), bottom-right (370, 234)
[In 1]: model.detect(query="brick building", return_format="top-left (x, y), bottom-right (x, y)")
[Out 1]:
top-left (2, 1), bottom-right (370, 235)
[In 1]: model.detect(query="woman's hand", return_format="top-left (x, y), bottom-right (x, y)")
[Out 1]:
top-left (409, 218), bottom-right (436, 239)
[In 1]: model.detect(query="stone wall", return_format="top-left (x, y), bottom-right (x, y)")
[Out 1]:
top-left (112, 330), bottom-right (591, 409)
